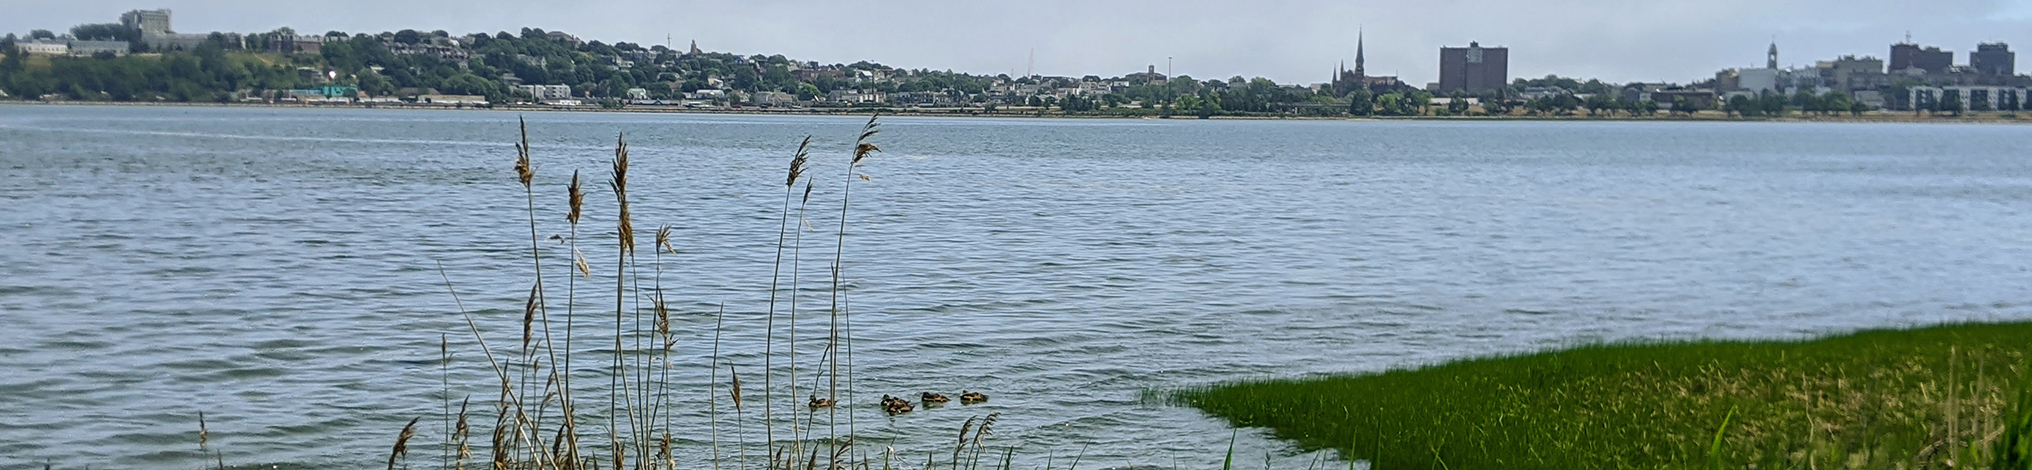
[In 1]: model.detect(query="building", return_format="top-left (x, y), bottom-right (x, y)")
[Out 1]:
top-left (18, 40), bottom-right (69, 55)
top-left (1438, 41), bottom-right (1510, 94)
top-left (1907, 85), bottom-right (2028, 111)
top-left (120, 9), bottom-right (171, 36)
top-left (69, 40), bottom-right (130, 56)
top-left (387, 43), bottom-right (471, 62)
top-left (1816, 55), bottom-right (1886, 92)
top-left (1331, 30), bottom-right (1403, 94)
top-left (520, 84), bottom-right (572, 101)
top-left (1972, 43), bottom-right (2015, 76)
top-left (1891, 43), bottom-right (1953, 73)
top-left (268, 35), bottom-right (324, 54)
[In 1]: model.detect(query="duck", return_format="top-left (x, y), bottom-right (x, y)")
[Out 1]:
top-left (959, 390), bottom-right (988, 404)
top-left (920, 392), bottom-right (951, 404)
top-left (880, 395), bottom-right (914, 414)
top-left (808, 395), bottom-right (835, 409)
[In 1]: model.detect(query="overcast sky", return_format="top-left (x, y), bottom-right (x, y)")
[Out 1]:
top-left (9, 0), bottom-right (2032, 85)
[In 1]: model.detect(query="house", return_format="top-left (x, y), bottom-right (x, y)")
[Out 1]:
top-left (826, 89), bottom-right (887, 104)
top-left (752, 91), bottom-right (797, 106)
top-left (19, 40), bottom-right (69, 55)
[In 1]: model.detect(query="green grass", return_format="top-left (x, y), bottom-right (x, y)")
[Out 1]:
top-left (1175, 322), bottom-right (2032, 469)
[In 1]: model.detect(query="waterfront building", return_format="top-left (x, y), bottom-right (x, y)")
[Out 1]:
top-left (519, 84), bottom-right (572, 101)
top-left (1438, 41), bottom-right (1509, 94)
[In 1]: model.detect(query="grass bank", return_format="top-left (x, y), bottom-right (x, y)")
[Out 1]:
top-left (1176, 322), bottom-right (2032, 469)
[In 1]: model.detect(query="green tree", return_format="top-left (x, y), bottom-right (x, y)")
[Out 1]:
top-left (1346, 89), bottom-right (1372, 116)
top-left (1940, 90), bottom-right (1963, 116)
top-left (29, 30), bottom-right (55, 40)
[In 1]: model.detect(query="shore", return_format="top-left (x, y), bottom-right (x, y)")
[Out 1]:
top-left (1175, 321), bottom-right (2032, 469)
top-left (5, 99), bottom-right (2030, 123)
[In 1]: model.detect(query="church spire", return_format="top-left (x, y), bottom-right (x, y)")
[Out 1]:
top-left (1354, 27), bottom-right (1366, 77)
top-left (1767, 40), bottom-right (1778, 69)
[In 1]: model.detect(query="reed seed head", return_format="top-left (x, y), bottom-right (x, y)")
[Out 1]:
top-left (788, 136), bottom-right (812, 187)
top-left (388, 417), bottom-right (420, 470)
top-left (522, 283), bottom-right (539, 351)
top-left (610, 133), bottom-right (635, 256)
top-left (197, 410), bottom-right (209, 451)
top-left (514, 116), bottom-right (533, 188)
top-left (567, 170), bottom-right (584, 225)
top-left (655, 224), bottom-right (674, 255)
top-left (729, 363), bottom-right (744, 411)
top-left (852, 114), bottom-right (882, 166)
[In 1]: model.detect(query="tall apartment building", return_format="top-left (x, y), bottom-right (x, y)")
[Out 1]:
top-left (1972, 43), bottom-right (2015, 76)
top-left (1891, 43), bottom-right (1953, 73)
top-left (1438, 42), bottom-right (1509, 94)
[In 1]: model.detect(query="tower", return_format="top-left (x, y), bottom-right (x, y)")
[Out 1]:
top-left (1354, 28), bottom-right (1367, 78)
top-left (1767, 41), bottom-right (1778, 69)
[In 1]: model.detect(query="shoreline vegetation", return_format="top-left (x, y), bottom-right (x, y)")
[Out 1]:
top-left (1175, 321), bottom-right (2032, 469)
top-left (176, 114), bottom-right (1007, 470)
top-left (7, 100), bottom-right (2031, 124)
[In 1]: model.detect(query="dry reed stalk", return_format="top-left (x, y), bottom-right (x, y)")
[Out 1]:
top-left (767, 137), bottom-right (814, 461)
top-left (389, 417), bottom-right (420, 470)
top-left (830, 114), bottom-right (881, 461)
top-left (608, 133), bottom-right (635, 454)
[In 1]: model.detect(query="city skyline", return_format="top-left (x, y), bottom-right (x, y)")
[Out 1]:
top-left (6, 0), bottom-right (2032, 86)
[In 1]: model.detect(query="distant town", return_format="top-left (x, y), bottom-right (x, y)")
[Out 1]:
top-left (1, 8), bottom-right (2027, 118)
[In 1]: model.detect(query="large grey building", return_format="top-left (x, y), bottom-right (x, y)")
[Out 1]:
top-left (1891, 43), bottom-right (1953, 73)
top-left (1972, 43), bottom-right (2015, 76)
top-left (120, 9), bottom-right (171, 35)
top-left (1438, 42), bottom-right (1509, 94)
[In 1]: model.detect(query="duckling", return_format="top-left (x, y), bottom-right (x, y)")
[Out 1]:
top-left (959, 390), bottom-right (988, 404)
top-left (920, 392), bottom-right (951, 404)
top-left (808, 395), bottom-right (835, 409)
top-left (880, 395), bottom-right (914, 414)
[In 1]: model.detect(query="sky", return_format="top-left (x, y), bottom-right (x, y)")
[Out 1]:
top-left (8, 0), bottom-right (2032, 86)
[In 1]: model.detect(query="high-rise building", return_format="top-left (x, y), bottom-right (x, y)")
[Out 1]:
top-left (1890, 43), bottom-right (1953, 73)
top-left (1972, 43), bottom-right (2015, 76)
top-left (1438, 42), bottom-right (1509, 94)
top-left (120, 9), bottom-right (171, 36)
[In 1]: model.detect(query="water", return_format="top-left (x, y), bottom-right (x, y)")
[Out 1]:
top-left (3, 105), bottom-right (2031, 469)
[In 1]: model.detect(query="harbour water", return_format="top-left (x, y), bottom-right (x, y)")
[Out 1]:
top-left (3, 105), bottom-right (2031, 468)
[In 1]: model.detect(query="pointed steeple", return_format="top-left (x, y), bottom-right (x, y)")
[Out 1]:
top-left (1767, 40), bottom-right (1778, 69)
top-left (1354, 27), bottom-right (1366, 77)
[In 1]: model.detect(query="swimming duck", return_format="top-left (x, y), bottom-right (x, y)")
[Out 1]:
top-left (921, 392), bottom-right (951, 404)
top-left (808, 395), bottom-right (835, 409)
top-left (959, 390), bottom-right (988, 404)
top-left (881, 395), bottom-right (914, 414)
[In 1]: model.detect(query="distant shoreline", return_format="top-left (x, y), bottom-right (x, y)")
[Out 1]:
top-left (5, 99), bottom-right (2028, 124)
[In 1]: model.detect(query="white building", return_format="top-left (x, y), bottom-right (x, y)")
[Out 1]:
top-left (520, 84), bottom-right (572, 101)
top-left (19, 40), bottom-right (69, 55)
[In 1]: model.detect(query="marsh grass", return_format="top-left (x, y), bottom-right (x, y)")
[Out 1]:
top-left (1175, 321), bottom-right (2032, 469)
top-left (375, 114), bottom-right (978, 470)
